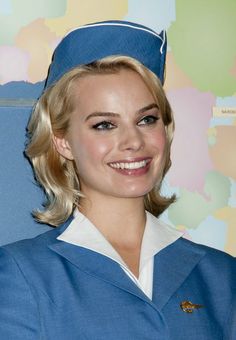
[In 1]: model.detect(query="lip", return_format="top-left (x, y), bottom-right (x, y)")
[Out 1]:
top-left (107, 157), bottom-right (152, 176)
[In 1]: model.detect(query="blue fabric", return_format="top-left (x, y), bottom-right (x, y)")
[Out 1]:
top-left (0, 221), bottom-right (235, 339)
top-left (45, 20), bottom-right (167, 88)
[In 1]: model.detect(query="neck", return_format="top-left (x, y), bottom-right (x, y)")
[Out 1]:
top-left (78, 194), bottom-right (146, 278)
top-left (79, 195), bottom-right (146, 247)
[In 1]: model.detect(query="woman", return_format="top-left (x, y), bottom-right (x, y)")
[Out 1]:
top-left (0, 21), bottom-right (235, 339)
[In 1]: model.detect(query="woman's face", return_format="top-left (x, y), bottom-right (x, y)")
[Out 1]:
top-left (54, 69), bottom-right (167, 202)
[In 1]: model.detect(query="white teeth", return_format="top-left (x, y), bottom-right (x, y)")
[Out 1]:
top-left (109, 160), bottom-right (148, 170)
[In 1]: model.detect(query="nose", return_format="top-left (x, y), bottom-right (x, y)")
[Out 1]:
top-left (118, 125), bottom-right (144, 152)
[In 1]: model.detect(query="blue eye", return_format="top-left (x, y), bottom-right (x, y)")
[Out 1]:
top-left (92, 121), bottom-right (115, 130)
top-left (138, 115), bottom-right (159, 126)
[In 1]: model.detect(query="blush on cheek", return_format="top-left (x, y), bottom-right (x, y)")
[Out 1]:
top-left (150, 131), bottom-right (167, 152)
top-left (79, 137), bottom-right (113, 164)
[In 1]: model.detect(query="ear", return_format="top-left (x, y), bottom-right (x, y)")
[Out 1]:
top-left (53, 135), bottom-right (74, 160)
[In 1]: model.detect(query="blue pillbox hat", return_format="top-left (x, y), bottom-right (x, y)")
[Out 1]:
top-left (45, 20), bottom-right (167, 88)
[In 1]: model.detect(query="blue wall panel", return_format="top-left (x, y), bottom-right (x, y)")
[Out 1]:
top-left (0, 104), bottom-right (51, 245)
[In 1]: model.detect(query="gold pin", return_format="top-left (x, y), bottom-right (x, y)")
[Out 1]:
top-left (180, 301), bottom-right (204, 313)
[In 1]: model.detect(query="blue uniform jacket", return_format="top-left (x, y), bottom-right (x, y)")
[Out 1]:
top-left (0, 218), bottom-right (235, 339)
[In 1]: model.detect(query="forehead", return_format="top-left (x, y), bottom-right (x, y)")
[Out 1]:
top-left (71, 69), bottom-right (155, 111)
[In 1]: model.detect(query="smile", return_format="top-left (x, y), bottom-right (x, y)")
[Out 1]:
top-left (109, 159), bottom-right (150, 170)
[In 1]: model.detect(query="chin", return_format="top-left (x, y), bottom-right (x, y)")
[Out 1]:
top-left (114, 185), bottom-right (153, 199)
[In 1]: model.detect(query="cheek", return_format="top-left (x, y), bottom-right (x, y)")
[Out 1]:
top-left (72, 135), bottom-right (113, 165)
top-left (149, 128), bottom-right (167, 153)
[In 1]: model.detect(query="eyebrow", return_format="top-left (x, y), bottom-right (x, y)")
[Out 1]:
top-left (85, 103), bottom-right (159, 121)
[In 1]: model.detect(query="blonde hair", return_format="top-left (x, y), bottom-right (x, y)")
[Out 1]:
top-left (26, 56), bottom-right (175, 226)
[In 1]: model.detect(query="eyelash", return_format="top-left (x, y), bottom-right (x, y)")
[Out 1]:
top-left (92, 121), bottom-right (115, 130)
top-left (138, 115), bottom-right (159, 126)
top-left (92, 115), bottom-right (159, 131)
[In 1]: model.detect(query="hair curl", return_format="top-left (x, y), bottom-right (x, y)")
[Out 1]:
top-left (26, 56), bottom-right (175, 226)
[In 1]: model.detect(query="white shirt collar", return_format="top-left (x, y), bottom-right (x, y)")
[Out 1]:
top-left (57, 210), bottom-right (183, 272)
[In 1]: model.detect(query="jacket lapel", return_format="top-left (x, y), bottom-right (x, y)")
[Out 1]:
top-left (49, 219), bottom-right (206, 313)
top-left (152, 238), bottom-right (206, 310)
top-left (49, 239), bottom-right (159, 310)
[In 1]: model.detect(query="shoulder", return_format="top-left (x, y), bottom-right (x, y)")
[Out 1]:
top-left (1, 227), bottom-right (58, 255)
top-left (156, 234), bottom-right (236, 284)
top-left (0, 217), bottom-right (72, 266)
top-left (0, 221), bottom-right (73, 338)
top-left (171, 237), bottom-right (236, 278)
top-left (151, 213), bottom-right (236, 276)
top-left (181, 237), bottom-right (235, 262)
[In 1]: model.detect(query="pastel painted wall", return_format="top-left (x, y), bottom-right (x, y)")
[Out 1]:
top-left (0, 0), bottom-right (235, 254)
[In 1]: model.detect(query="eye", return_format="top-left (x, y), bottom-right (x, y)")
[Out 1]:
top-left (92, 121), bottom-right (116, 130)
top-left (138, 115), bottom-right (159, 126)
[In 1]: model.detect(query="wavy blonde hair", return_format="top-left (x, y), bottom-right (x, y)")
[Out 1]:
top-left (26, 56), bottom-right (175, 226)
